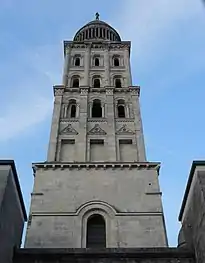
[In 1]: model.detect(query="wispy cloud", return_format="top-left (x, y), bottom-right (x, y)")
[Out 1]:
top-left (117, 0), bottom-right (204, 60)
top-left (0, 95), bottom-right (52, 141)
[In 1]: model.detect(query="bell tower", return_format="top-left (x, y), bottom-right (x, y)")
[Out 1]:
top-left (25, 14), bottom-right (168, 248)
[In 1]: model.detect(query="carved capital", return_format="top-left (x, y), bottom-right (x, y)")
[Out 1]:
top-left (130, 87), bottom-right (140, 96)
top-left (80, 88), bottom-right (89, 95)
top-left (106, 88), bottom-right (114, 95)
top-left (54, 87), bottom-right (64, 96)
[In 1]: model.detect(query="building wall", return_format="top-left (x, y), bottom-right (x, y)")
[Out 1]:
top-left (25, 165), bottom-right (167, 248)
top-left (0, 165), bottom-right (26, 263)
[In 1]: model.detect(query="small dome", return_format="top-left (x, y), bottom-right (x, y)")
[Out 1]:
top-left (73, 13), bottom-right (121, 42)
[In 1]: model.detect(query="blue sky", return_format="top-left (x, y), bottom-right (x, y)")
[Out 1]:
top-left (0, 0), bottom-right (205, 246)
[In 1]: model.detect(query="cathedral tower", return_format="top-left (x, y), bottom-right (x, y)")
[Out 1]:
top-left (25, 14), bottom-right (167, 248)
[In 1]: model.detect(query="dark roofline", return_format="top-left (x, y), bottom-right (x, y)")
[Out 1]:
top-left (0, 160), bottom-right (27, 221)
top-left (179, 160), bottom-right (205, 221)
top-left (14, 248), bottom-right (194, 260)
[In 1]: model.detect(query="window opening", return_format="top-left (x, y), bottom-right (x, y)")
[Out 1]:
top-left (92, 100), bottom-right (102, 117)
top-left (86, 214), bottom-right (106, 248)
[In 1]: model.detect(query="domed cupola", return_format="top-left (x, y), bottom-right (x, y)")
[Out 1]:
top-left (73, 13), bottom-right (121, 42)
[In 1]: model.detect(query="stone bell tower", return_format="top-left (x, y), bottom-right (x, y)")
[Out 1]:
top-left (25, 14), bottom-right (168, 248)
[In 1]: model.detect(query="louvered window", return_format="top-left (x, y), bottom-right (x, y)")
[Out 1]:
top-left (86, 215), bottom-right (106, 248)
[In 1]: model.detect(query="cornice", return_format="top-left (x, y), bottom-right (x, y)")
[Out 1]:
top-left (32, 162), bottom-right (161, 175)
top-left (53, 86), bottom-right (140, 95)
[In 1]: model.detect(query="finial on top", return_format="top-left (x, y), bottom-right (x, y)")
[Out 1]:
top-left (95, 12), bottom-right (100, 20)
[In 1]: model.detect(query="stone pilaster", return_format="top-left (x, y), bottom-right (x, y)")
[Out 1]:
top-left (104, 46), bottom-right (110, 86)
top-left (79, 88), bottom-right (89, 161)
top-left (47, 88), bottom-right (63, 161)
top-left (84, 45), bottom-right (91, 86)
top-left (130, 88), bottom-right (146, 162)
top-left (125, 47), bottom-right (132, 86)
top-left (106, 88), bottom-right (116, 161)
top-left (62, 45), bottom-right (70, 86)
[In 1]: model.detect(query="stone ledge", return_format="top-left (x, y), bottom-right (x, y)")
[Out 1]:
top-left (32, 162), bottom-right (161, 174)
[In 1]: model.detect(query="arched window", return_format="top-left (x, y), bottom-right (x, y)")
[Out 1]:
top-left (115, 78), bottom-right (122, 88)
top-left (93, 78), bottom-right (100, 88)
top-left (117, 100), bottom-right (126, 118)
top-left (67, 100), bottom-right (77, 118)
top-left (114, 57), bottom-right (120, 66)
top-left (74, 57), bottom-right (80, 66)
top-left (95, 57), bottom-right (100, 66)
top-left (70, 104), bottom-right (76, 118)
top-left (92, 99), bottom-right (102, 118)
top-left (86, 214), bottom-right (106, 248)
top-left (72, 78), bottom-right (79, 88)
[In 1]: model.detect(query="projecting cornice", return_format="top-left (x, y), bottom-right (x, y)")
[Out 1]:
top-left (32, 162), bottom-right (160, 176)
top-left (63, 41), bottom-right (131, 56)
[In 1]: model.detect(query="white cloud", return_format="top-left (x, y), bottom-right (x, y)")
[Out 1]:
top-left (0, 95), bottom-right (52, 141)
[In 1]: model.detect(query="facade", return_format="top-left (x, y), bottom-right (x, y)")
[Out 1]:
top-left (24, 15), bottom-right (168, 248)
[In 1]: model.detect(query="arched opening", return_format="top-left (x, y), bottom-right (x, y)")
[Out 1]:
top-left (95, 57), bottom-right (100, 66)
top-left (115, 78), bottom-right (122, 88)
top-left (92, 99), bottom-right (102, 118)
top-left (75, 57), bottom-right (80, 66)
top-left (86, 214), bottom-right (106, 248)
top-left (117, 100), bottom-right (126, 118)
top-left (67, 100), bottom-right (77, 118)
top-left (93, 78), bottom-right (100, 88)
top-left (70, 104), bottom-right (76, 118)
top-left (72, 78), bottom-right (79, 88)
top-left (118, 105), bottom-right (125, 118)
top-left (114, 57), bottom-right (119, 66)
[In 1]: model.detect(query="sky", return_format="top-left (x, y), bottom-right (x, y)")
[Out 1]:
top-left (0, 0), bottom-right (205, 247)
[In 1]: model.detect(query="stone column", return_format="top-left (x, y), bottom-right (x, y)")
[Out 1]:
top-left (104, 46), bottom-right (110, 86)
top-left (78, 88), bottom-right (89, 161)
top-left (84, 45), bottom-right (90, 86)
top-left (47, 88), bottom-right (63, 161)
top-left (125, 47), bottom-right (132, 86)
top-left (62, 45), bottom-right (70, 86)
top-left (106, 88), bottom-right (117, 161)
top-left (131, 88), bottom-right (146, 161)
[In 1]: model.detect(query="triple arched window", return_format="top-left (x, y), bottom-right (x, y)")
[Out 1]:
top-left (86, 214), bottom-right (106, 248)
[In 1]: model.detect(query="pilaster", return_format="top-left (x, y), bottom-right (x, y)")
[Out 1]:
top-left (104, 46), bottom-right (110, 86)
top-left (47, 87), bottom-right (64, 161)
top-left (78, 88), bottom-right (89, 161)
top-left (130, 87), bottom-right (146, 161)
top-left (125, 47), bottom-right (132, 86)
top-left (106, 87), bottom-right (116, 161)
top-left (84, 45), bottom-right (91, 86)
top-left (62, 45), bottom-right (70, 86)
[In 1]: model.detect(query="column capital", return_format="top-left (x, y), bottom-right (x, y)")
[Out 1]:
top-left (80, 88), bottom-right (89, 95)
top-left (106, 87), bottom-right (114, 95)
